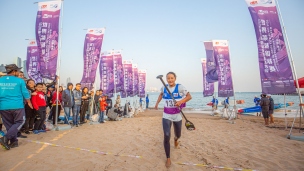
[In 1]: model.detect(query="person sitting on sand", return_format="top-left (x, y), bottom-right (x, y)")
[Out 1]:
top-left (107, 104), bottom-right (123, 121)
top-left (154, 71), bottom-right (192, 168)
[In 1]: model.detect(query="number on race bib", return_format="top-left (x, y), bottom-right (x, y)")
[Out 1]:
top-left (165, 100), bottom-right (174, 107)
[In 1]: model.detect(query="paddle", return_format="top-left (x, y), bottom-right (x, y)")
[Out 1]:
top-left (156, 75), bottom-right (195, 131)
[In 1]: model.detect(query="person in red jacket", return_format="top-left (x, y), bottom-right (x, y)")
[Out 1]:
top-left (50, 86), bottom-right (63, 125)
top-left (99, 96), bottom-right (107, 123)
top-left (31, 83), bottom-right (47, 134)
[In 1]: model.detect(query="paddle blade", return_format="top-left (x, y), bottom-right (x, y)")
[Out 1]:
top-left (185, 120), bottom-right (195, 131)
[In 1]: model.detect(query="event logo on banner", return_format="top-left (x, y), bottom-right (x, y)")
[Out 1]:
top-left (26, 40), bottom-right (42, 83)
top-left (113, 50), bottom-right (124, 93)
top-left (122, 60), bottom-right (133, 97)
top-left (35, 1), bottom-right (61, 79)
top-left (132, 64), bottom-right (139, 97)
top-left (201, 58), bottom-right (214, 97)
top-left (204, 41), bottom-right (218, 83)
top-left (138, 70), bottom-right (146, 98)
top-left (245, 0), bottom-right (296, 94)
top-left (80, 28), bottom-right (105, 90)
top-left (212, 40), bottom-right (234, 97)
top-left (99, 51), bottom-right (114, 98)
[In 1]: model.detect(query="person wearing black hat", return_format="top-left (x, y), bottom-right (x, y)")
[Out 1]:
top-left (260, 93), bottom-right (270, 126)
top-left (0, 64), bottom-right (33, 150)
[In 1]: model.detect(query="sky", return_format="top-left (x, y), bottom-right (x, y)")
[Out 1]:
top-left (0, 0), bottom-right (303, 92)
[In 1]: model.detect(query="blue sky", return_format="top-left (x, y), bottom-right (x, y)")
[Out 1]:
top-left (0, 0), bottom-right (303, 92)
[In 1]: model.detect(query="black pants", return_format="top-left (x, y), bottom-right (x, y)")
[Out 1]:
top-left (24, 104), bottom-right (36, 132)
top-left (34, 106), bottom-right (46, 130)
top-left (51, 105), bottom-right (62, 125)
top-left (162, 118), bottom-right (182, 158)
top-left (261, 107), bottom-right (269, 118)
top-left (0, 109), bottom-right (25, 142)
top-left (106, 107), bottom-right (112, 116)
top-left (80, 101), bottom-right (89, 123)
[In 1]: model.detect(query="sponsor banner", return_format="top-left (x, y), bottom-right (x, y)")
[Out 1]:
top-left (26, 40), bottom-right (42, 83)
top-left (122, 60), bottom-right (133, 97)
top-left (132, 64), bottom-right (139, 96)
top-left (201, 58), bottom-right (214, 97)
top-left (212, 40), bottom-right (234, 97)
top-left (80, 28), bottom-right (105, 89)
top-left (204, 41), bottom-right (218, 83)
top-left (99, 51), bottom-right (114, 97)
top-left (245, 0), bottom-right (296, 94)
top-left (113, 50), bottom-right (124, 92)
top-left (35, 1), bottom-right (61, 79)
top-left (138, 70), bottom-right (146, 98)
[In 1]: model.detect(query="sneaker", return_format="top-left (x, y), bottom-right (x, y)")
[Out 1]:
top-left (0, 131), bottom-right (5, 137)
top-left (38, 130), bottom-right (46, 133)
top-left (76, 124), bottom-right (79, 127)
top-left (0, 136), bottom-right (10, 150)
top-left (18, 134), bottom-right (27, 138)
top-left (24, 131), bottom-right (30, 134)
top-left (58, 120), bottom-right (64, 124)
top-left (33, 130), bottom-right (40, 134)
top-left (9, 141), bottom-right (18, 148)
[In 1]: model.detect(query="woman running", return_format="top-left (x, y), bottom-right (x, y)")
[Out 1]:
top-left (154, 72), bottom-right (192, 168)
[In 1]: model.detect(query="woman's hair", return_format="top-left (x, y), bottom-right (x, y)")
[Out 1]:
top-left (166, 71), bottom-right (176, 78)
top-left (26, 79), bottom-right (35, 85)
top-left (59, 86), bottom-right (63, 92)
top-left (82, 87), bottom-right (88, 94)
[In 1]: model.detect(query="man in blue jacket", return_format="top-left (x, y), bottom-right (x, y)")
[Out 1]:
top-left (0, 64), bottom-right (33, 150)
top-left (62, 83), bottom-right (74, 125)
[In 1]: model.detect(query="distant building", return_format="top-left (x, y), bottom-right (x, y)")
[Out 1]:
top-left (0, 64), bottom-right (6, 76)
top-left (14, 57), bottom-right (22, 68)
top-left (22, 60), bottom-right (29, 78)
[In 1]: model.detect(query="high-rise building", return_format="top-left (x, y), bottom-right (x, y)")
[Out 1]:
top-left (14, 57), bottom-right (22, 68)
top-left (22, 60), bottom-right (29, 78)
top-left (0, 64), bottom-right (6, 76)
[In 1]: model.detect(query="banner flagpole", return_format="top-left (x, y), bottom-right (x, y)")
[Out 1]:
top-left (113, 49), bottom-right (116, 98)
top-left (55, 0), bottom-right (64, 129)
top-left (227, 40), bottom-right (237, 122)
top-left (275, 0), bottom-right (303, 105)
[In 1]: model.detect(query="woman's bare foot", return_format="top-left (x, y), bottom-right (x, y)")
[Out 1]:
top-left (174, 137), bottom-right (179, 149)
top-left (166, 158), bottom-right (171, 168)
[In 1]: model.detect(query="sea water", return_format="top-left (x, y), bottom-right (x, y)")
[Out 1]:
top-left (117, 92), bottom-right (304, 111)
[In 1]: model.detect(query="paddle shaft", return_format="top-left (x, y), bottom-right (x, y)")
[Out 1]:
top-left (158, 77), bottom-right (189, 122)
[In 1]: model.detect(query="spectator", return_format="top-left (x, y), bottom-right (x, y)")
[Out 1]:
top-left (0, 64), bottom-right (33, 150)
top-left (31, 83), bottom-right (47, 134)
top-left (139, 97), bottom-right (143, 108)
top-left (94, 90), bottom-right (100, 114)
top-left (224, 97), bottom-right (229, 108)
top-left (106, 95), bottom-right (113, 116)
top-left (80, 87), bottom-right (90, 124)
top-left (62, 83), bottom-right (74, 125)
top-left (99, 96), bottom-right (107, 123)
top-left (50, 86), bottom-right (63, 125)
top-left (211, 96), bottom-right (218, 110)
top-left (72, 83), bottom-right (83, 127)
top-left (254, 96), bottom-right (261, 116)
top-left (267, 94), bottom-right (274, 124)
top-left (24, 79), bottom-right (37, 134)
top-left (260, 94), bottom-right (270, 126)
top-left (146, 94), bottom-right (149, 109)
top-left (115, 95), bottom-right (121, 107)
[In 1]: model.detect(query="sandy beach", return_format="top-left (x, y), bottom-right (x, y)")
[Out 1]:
top-left (1, 110), bottom-right (304, 171)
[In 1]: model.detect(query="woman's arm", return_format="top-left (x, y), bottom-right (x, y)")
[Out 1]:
top-left (175, 92), bottom-right (192, 107)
